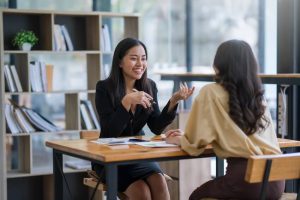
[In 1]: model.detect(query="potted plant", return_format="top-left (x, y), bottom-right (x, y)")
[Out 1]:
top-left (12, 30), bottom-right (38, 50)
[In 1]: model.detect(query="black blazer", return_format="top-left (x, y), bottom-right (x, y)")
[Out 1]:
top-left (95, 79), bottom-right (177, 138)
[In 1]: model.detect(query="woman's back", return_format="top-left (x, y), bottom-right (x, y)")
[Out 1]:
top-left (180, 83), bottom-right (281, 158)
top-left (166, 40), bottom-right (285, 200)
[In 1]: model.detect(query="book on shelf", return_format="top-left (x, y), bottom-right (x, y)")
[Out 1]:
top-left (53, 24), bottom-right (67, 51)
top-left (45, 64), bottom-right (54, 92)
top-left (29, 61), bottom-right (53, 92)
top-left (101, 24), bottom-right (112, 52)
top-left (5, 99), bottom-right (62, 133)
top-left (100, 28), bottom-right (105, 52)
top-left (13, 107), bottom-right (36, 133)
top-left (29, 61), bottom-right (43, 92)
top-left (4, 64), bottom-right (16, 92)
top-left (53, 24), bottom-right (74, 51)
top-left (10, 65), bottom-right (23, 92)
top-left (60, 25), bottom-right (74, 51)
top-left (81, 100), bottom-right (100, 130)
top-left (4, 104), bottom-right (22, 134)
top-left (39, 61), bottom-right (48, 92)
top-left (80, 103), bottom-right (94, 130)
top-left (21, 107), bottom-right (62, 132)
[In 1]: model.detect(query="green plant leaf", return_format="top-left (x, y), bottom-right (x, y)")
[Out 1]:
top-left (12, 30), bottom-right (39, 47)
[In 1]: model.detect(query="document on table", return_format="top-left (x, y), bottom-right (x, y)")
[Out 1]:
top-left (91, 137), bottom-right (178, 147)
top-left (134, 141), bottom-right (178, 148)
top-left (91, 137), bottom-right (135, 145)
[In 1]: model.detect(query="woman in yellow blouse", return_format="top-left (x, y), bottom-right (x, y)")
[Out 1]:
top-left (166, 40), bottom-right (285, 200)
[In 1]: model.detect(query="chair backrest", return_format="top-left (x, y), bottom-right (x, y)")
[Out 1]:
top-left (80, 130), bottom-right (100, 139)
top-left (245, 152), bottom-right (300, 183)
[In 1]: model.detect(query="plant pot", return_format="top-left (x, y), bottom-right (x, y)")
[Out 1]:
top-left (20, 43), bottom-right (32, 51)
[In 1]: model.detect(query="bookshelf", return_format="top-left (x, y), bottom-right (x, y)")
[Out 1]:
top-left (0, 8), bottom-right (139, 200)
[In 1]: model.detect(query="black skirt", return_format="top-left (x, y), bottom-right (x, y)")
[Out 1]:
top-left (92, 162), bottom-right (162, 192)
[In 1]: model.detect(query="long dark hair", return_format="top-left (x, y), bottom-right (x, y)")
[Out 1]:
top-left (107, 38), bottom-right (152, 107)
top-left (213, 40), bottom-right (268, 135)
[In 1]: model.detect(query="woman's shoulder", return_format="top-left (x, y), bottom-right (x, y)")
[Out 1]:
top-left (146, 78), bottom-right (157, 89)
top-left (199, 83), bottom-right (228, 100)
top-left (147, 78), bottom-right (156, 86)
top-left (96, 79), bottom-right (110, 90)
top-left (201, 83), bottom-right (226, 94)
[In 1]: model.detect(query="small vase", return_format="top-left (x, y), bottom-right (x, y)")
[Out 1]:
top-left (20, 43), bottom-right (32, 51)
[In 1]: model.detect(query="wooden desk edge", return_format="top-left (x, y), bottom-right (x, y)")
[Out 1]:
top-left (45, 138), bottom-right (299, 163)
top-left (277, 138), bottom-right (300, 148)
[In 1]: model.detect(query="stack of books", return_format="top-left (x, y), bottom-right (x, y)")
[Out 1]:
top-left (53, 24), bottom-right (74, 51)
top-left (5, 100), bottom-right (61, 134)
top-left (29, 61), bottom-right (53, 92)
top-left (80, 100), bottom-right (100, 130)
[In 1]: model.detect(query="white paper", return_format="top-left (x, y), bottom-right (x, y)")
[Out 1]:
top-left (91, 137), bottom-right (135, 145)
top-left (134, 141), bottom-right (178, 148)
top-left (91, 138), bottom-right (178, 148)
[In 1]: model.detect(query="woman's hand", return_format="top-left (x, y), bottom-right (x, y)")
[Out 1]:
top-left (165, 129), bottom-right (184, 137)
top-left (165, 129), bottom-right (184, 145)
top-left (168, 82), bottom-right (195, 111)
top-left (122, 89), bottom-right (153, 110)
top-left (172, 82), bottom-right (195, 103)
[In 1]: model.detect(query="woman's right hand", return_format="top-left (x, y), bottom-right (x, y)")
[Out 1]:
top-left (122, 89), bottom-right (153, 110)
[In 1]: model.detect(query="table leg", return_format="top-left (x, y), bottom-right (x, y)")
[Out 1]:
top-left (216, 157), bottom-right (224, 177)
top-left (105, 164), bottom-right (118, 200)
top-left (53, 150), bottom-right (63, 200)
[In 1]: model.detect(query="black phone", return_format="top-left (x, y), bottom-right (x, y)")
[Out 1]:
top-left (129, 138), bottom-right (149, 142)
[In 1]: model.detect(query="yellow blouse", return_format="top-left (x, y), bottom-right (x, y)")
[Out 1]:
top-left (180, 83), bottom-right (281, 158)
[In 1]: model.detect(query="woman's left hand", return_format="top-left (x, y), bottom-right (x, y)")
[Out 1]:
top-left (165, 129), bottom-right (183, 145)
top-left (170, 82), bottom-right (195, 104)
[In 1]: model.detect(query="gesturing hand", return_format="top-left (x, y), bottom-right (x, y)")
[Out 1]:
top-left (124, 89), bottom-right (154, 109)
top-left (171, 82), bottom-right (195, 104)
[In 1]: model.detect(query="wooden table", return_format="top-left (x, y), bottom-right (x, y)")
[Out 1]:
top-left (46, 137), bottom-right (300, 200)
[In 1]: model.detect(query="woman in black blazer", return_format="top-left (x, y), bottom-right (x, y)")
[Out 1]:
top-left (94, 38), bottom-right (194, 200)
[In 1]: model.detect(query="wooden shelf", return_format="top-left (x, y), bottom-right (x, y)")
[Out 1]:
top-left (101, 51), bottom-right (114, 55)
top-left (5, 130), bottom-right (88, 137)
top-left (5, 90), bottom-right (96, 95)
top-left (4, 50), bottom-right (101, 54)
top-left (0, 8), bottom-right (139, 200)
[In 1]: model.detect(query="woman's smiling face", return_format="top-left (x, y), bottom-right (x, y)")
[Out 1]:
top-left (120, 45), bottom-right (147, 81)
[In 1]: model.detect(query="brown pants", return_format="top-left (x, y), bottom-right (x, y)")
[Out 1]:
top-left (189, 157), bottom-right (285, 200)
